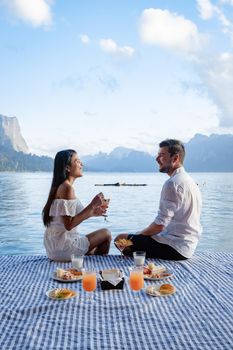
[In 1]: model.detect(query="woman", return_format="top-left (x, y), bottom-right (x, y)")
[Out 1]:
top-left (42, 149), bottom-right (111, 262)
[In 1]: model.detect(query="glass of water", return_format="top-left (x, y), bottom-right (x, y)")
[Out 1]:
top-left (133, 251), bottom-right (146, 267)
top-left (71, 254), bottom-right (84, 271)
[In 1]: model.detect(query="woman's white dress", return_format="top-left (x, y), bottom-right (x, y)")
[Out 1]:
top-left (44, 199), bottom-right (90, 262)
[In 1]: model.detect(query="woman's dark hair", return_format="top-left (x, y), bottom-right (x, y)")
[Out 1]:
top-left (159, 139), bottom-right (185, 163)
top-left (42, 149), bottom-right (76, 226)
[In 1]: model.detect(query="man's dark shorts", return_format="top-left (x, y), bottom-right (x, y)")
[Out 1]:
top-left (127, 234), bottom-right (188, 261)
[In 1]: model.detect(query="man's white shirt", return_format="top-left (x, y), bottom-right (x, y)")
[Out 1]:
top-left (153, 167), bottom-right (202, 258)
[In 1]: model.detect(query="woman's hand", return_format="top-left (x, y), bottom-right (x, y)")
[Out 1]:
top-left (88, 192), bottom-right (108, 217)
top-left (91, 206), bottom-right (107, 217)
top-left (90, 192), bottom-right (104, 209)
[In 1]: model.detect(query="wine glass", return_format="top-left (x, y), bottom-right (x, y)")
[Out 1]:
top-left (82, 270), bottom-right (97, 301)
top-left (115, 241), bottom-right (126, 262)
top-left (101, 198), bottom-right (110, 222)
top-left (129, 266), bottom-right (144, 299)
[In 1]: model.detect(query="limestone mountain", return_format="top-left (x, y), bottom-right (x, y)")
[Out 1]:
top-left (185, 133), bottom-right (233, 172)
top-left (0, 114), bottom-right (29, 153)
top-left (0, 115), bottom-right (53, 171)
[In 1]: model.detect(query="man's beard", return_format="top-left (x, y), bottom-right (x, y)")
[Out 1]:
top-left (159, 164), bottom-right (173, 174)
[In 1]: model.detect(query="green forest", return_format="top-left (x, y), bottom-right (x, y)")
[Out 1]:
top-left (0, 146), bottom-right (53, 171)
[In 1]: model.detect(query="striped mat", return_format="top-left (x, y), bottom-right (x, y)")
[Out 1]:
top-left (0, 253), bottom-right (232, 350)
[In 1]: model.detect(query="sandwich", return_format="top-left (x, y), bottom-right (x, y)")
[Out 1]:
top-left (53, 288), bottom-right (75, 299)
top-left (115, 238), bottom-right (133, 248)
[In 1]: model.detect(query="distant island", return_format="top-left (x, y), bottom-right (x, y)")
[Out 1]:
top-left (1, 114), bottom-right (233, 172)
top-left (82, 134), bottom-right (233, 172)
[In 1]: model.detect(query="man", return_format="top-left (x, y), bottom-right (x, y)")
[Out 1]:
top-left (115, 139), bottom-right (202, 260)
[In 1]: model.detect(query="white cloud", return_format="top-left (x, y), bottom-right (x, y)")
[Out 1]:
top-left (198, 52), bottom-right (233, 127)
top-left (196, 0), bottom-right (216, 19)
top-left (139, 6), bottom-right (233, 128)
top-left (196, 1), bottom-right (233, 122)
top-left (196, 0), bottom-right (233, 48)
top-left (197, 0), bottom-right (232, 27)
top-left (220, 0), bottom-right (233, 5)
top-left (139, 8), bottom-right (203, 55)
top-left (99, 38), bottom-right (135, 58)
top-left (80, 34), bottom-right (90, 44)
top-left (2, 0), bottom-right (53, 27)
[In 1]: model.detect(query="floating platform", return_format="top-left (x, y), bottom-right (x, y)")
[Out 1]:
top-left (95, 182), bottom-right (147, 186)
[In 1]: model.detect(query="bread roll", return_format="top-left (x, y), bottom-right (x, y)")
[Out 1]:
top-left (159, 283), bottom-right (175, 295)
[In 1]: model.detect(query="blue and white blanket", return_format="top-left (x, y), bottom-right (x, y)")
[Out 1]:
top-left (0, 253), bottom-right (232, 350)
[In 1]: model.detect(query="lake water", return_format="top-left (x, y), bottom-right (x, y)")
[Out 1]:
top-left (0, 172), bottom-right (233, 255)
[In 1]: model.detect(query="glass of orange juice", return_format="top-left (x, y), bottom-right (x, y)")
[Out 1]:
top-left (129, 266), bottom-right (144, 299)
top-left (82, 270), bottom-right (97, 300)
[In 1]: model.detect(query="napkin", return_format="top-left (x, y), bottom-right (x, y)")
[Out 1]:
top-left (101, 269), bottom-right (123, 287)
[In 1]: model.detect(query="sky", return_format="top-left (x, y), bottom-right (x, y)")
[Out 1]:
top-left (0, 0), bottom-right (233, 157)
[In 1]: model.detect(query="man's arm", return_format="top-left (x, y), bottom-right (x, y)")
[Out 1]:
top-left (138, 222), bottom-right (164, 236)
top-left (139, 181), bottom-right (179, 237)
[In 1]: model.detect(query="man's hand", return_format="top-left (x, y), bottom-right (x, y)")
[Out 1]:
top-left (139, 222), bottom-right (164, 236)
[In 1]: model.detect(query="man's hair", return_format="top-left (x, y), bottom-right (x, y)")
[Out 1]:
top-left (159, 139), bottom-right (185, 163)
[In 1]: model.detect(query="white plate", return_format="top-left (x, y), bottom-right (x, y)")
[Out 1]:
top-left (143, 270), bottom-right (173, 281)
top-left (46, 288), bottom-right (77, 300)
top-left (145, 285), bottom-right (176, 297)
top-left (53, 272), bottom-right (82, 283)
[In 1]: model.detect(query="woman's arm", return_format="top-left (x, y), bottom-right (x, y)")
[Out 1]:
top-left (62, 203), bottom-right (96, 231)
top-left (61, 187), bottom-right (105, 231)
